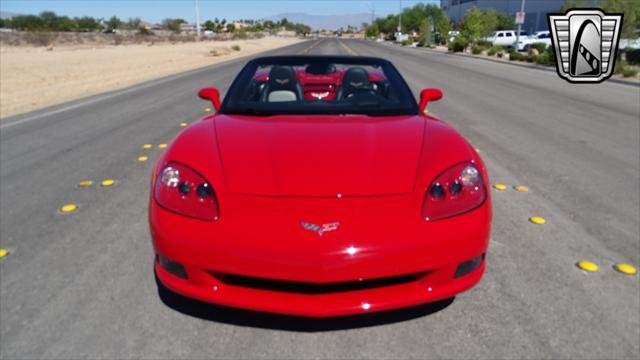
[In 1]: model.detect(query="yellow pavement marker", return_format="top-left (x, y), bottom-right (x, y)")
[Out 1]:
top-left (514, 185), bottom-right (529, 192)
top-left (614, 263), bottom-right (637, 275)
top-left (138, 156), bottom-right (149, 162)
top-left (60, 204), bottom-right (78, 213)
top-left (180, 122), bottom-right (189, 127)
top-left (529, 216), bottom-right (546, 225)
top-left (493, 184), bottom-right (508, 191)
top-left (577, 260), bottom-right (599, 272)
top-left (78, 180), bottom-right (93, 188)
top-left (101, 179), bottom-right (116, 187)
top-left (142, 144), bottom-right (153, 149)
top-left (204, 108), bottom-right (212, 113)
top-left (158, 144), bottom-right (167, 149)
top-left (474, 148), bottom-right (480, 153)
top-left (0, 249), bottom-right (8, 258)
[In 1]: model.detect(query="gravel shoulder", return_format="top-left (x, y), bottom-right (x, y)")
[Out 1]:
top-left (0, 36), bottom-right (302, 119)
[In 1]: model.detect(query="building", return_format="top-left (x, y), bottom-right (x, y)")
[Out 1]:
top-left (233, 22), bottom-right (249, 30)
top-left (179, 23), bottom-right (197, 34)
top-left (441, 0), bottom-right (595, 33)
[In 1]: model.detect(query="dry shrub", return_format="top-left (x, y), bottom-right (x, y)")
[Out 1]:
top-left (209, 47), bottom-right (232, 57)
top-left (26, 32), bottom-right (58, 46)
top-left (113, 34), bottom-right (125, 45)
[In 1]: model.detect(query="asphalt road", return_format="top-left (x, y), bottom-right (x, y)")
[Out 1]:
top-left (1, 38), bottom-right (638, 359)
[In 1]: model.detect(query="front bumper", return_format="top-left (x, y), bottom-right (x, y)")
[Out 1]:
top-left (155, 254), bottom-right (485, 318)
top-left (150, 192), bottom-right (491, 317)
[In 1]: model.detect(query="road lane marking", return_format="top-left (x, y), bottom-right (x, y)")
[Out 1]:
top-left (78, 180), bottom-right (94, 187)
top-left (158, 143), bottom-right (167, 148)
top-left (577, 260), bottom-right (599, 272)
top-left (180, 122), bottom-right (188, 127)
top-left (338, 39), bottom-right (358, 55)
top-left (0, 249), bottom-right (8, 258)
top-left (60, 204), bottom-right (78, 213)
top-left (298, 39), bottom-right (324, 54)
top-left (529, 216), bottom-right (546, 225)
top-left (614, 263), bottom-right (637, 275)
top-left (142, 144), bottom-right (153, 149)
top-left (514, 185), bottom-right (529, 192)
top-left (137, 156), bottom-right (149, 162)
top-left (493, 184), bottom-right (508, 191)
top-left (100, 179), bottom-right (116, 187)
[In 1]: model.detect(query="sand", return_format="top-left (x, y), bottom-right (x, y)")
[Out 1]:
top-left (0, 36), bottom-right (302, 119)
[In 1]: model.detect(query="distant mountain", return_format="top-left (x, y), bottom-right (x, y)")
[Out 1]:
top-left (0, 11), bottom-right (20, 19)
top-left (267, 12), bottom-right (372, 31)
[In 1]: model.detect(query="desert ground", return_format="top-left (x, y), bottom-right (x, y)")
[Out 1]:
top-left (0, 36), bottom-right (302, 119)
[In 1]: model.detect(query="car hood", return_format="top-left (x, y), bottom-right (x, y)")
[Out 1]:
top-left (214, 114), bottom-right (425, 197)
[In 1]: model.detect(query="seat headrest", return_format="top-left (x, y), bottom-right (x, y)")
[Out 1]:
top-left (268, 66), bottom-right (298, 92)
top-left (341, 67), bottom-right (372, 95)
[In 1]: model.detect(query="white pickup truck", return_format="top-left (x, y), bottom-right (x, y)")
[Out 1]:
top-left (488, 30), bottom-right (532, 51)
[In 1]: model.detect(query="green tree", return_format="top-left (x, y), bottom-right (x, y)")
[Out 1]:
top-left (162, 18), bottom-right (185, 33)
top-left (495, 11), bottom-right (516, 30)
top-left (9, 15), bottom-right (44, 31)
top-left (127, 17), bottom-right (141, 30)
top-left (366, 22), bottom-right (380, 38)
top-left (77, 16), bottom-right (101, 31)
top-left (39, 11), bottom-right (59, 30)
top-left (459, 8), bottom-right (497, 44)
top-left (367, 4), bottom-right (450, 41)
top-left (56, 16), bottom-right (77, 31)
top-left (435, 15), bottom-right (452, 44)
top-left (203, 20), bottom-right (214, 31)
top-left (226, 23), bottom-right (235, 33)
top-left (561, 0), bottom-right (586, 12)
top-left (418, 17), bottom-right (432, 46)
top-left (600, 0), bottom-right (639, 39)
top-left (106, 16), bottom-right (121, 30)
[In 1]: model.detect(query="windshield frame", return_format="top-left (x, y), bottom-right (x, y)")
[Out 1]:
top-left (219, 56), bottom-right (420, 117)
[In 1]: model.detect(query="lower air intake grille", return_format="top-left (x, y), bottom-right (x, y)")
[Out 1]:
top-left (210, 271), bottom-right (425, 294)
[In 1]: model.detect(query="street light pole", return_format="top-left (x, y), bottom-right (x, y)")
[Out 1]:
top-left (195, 0), bottom-right (201, 37)
top-left (398, 0), bottom-right (402, 34)
top-left (372, 3), bottom-right (375, 25)
top-left (514, 0), bottom-right (526, 51)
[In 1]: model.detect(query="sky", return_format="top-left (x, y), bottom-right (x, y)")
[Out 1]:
top-left (0, 0), bottom-right (439, 23)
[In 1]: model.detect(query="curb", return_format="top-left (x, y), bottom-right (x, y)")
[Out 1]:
top-left (404, 44), bottom-right (640, 88)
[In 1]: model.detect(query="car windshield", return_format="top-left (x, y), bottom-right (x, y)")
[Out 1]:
top-left (220, 56), bottom-right (419, 116)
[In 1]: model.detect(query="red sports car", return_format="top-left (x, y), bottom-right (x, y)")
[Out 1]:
top-left (149, 56), bottom-right (492, 317)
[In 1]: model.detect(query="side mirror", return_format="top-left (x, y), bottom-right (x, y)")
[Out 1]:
top-left (418, 88), bottom-right (443, 113)
top-left (198, 87), bottom-right (221, 111)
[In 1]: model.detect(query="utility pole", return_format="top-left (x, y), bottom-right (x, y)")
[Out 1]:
top-left (514, 0), bottom-right (526, 51)
top-left (371, 3), bottom-right (375, 25)
top-left (398, 0), bottom-right (402, 34)
top-left (195, 0), bottom-right (201, 37)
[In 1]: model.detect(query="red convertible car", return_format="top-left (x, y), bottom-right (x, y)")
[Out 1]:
top-left (149, 56), bottom-right (492, 317)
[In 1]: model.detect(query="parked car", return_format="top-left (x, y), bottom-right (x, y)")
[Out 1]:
top-left (525, 31), bottom-right (552, 50)
top-left (448, 30), bottom-right (460, 43)
top-left (489, 30), bottom-right (531, 51)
